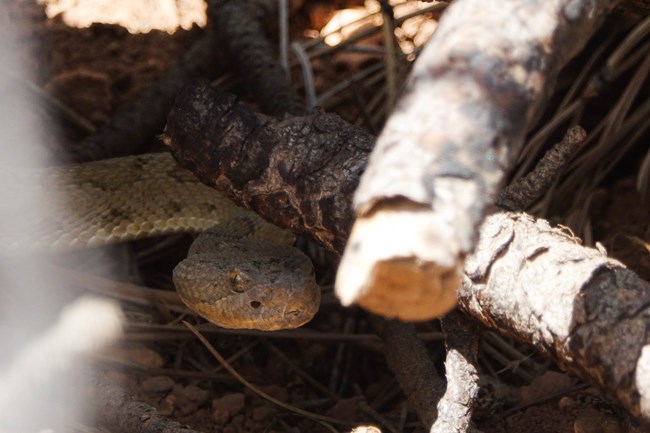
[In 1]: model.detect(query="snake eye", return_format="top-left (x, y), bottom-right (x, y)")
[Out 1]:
top-left (230, 271), bottom-right (246, 293)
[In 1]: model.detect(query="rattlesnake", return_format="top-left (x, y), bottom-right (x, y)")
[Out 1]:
top-left (0, 152), bottom-right (320, 330)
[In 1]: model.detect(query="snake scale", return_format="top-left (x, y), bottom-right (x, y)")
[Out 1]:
top-left (0, 152), bottom-right (320, 330)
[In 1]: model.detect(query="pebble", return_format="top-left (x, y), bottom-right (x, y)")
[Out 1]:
top-left (252, 405), bottom-right (272, 421)
top-left (183, 384), bottom-right (210, 403)
top-left (169, 384), bottom-right (210, 416)
top-left (573, 407), bottom-right (627, 433)
top-left (159, 394), bottom-right (176, 416)
top-left (211, 393), bottom-right (246, 424)
top-left (109, 343), bottom-right (164, 368)
top-left (142, 376), bottom-right (175, 394)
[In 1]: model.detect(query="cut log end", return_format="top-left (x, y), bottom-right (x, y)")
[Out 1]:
top-left (335, 200), bottom-right (465, 321)
top-left (357, 258), bottom-right (461, 321)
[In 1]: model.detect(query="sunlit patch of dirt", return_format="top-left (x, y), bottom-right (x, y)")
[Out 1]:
top-left (39, 0), bottom-right (206, 33)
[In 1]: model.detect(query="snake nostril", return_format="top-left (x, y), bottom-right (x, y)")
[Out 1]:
top-left (250, 301), bottom-right (261, 309)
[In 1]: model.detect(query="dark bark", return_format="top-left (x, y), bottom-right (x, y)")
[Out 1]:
top-left (163, 82), bottom-right (372, 254)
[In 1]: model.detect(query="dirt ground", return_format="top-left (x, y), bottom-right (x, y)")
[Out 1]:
top-left (3, 1), bottom-right (649, 432)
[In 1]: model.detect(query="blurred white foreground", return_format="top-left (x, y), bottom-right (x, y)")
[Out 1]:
top-left (0, 10), bottom-right (124, 433)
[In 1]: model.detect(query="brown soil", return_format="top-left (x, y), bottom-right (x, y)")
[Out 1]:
top-left (4, 1), bottom-right (649, 432)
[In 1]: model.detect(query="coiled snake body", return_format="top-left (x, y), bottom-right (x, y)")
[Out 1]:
top-left (0, 153), bottom-right (320, 330)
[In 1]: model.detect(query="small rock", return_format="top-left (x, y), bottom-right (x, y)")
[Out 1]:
top-left (103, 370), bottom-right (136, 388)
top-left (171, 384), bottom-right (202, 416)
top-left (212, 407), bottom-right (231, 425)
top-left (520, 371), bottom-right (572, 404)
top-left (252, 405), bottom-right (272, 421)
top-left (211, 393), bottom-right (245, 424)
top-left (573, 407), bottom-right (627, 433)
top-left (142, 376), bottom-right (175, 394)
top-left (351, 427), bottom-right (381, 433)
top-left (109, 343), bottom-right (164, 368)
top-left (183, 384), bottom-right (210, 404)
top-left (213, 393), bottom-right (246, 414)
top-left (159, 394), bottom-right (176, 416)
top-left (559, 396), bottom-right (578, 410)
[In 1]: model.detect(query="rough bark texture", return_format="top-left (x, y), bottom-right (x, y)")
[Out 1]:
top-left (164, 81), bottom-right (372, 254)
top-left (431, 312), bottom-right (481, 433)
top-left (164, 85), bottom-right (650, 421)
top-left (498, 125), bottom-right (587, 211)
top-left (459, 211), bottom-right (650, 421)
top-left (335, 0), bottom-right (622, 322)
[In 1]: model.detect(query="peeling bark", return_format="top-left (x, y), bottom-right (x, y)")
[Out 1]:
top-left (459, 212), bottom-right (650, 421)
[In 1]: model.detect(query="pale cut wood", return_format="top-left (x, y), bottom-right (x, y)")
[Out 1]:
top-left (335, 0), bottom-right (622, 321)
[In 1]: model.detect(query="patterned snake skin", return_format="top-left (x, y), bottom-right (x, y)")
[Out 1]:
top-left (0, 153), bottom-right (320, 330)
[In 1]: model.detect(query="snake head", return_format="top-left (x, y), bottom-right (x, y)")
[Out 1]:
top-left (173, 240), bottom-right (320, 330)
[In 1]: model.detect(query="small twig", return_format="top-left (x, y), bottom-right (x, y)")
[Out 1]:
top-left (305, 3), bottom-right (448, 62)
top-left (482, 332), bottom-right (540, 374)
top-left (183, 321), bottom-right (355, 427)
top-left (605, 15), bottom-right (650, 72)
top-left (502, 383), bottom-right (590, 416)
top-left (93, 358), bottom-right (239, 384)
top-left (315, 62), bottom-right (383, 107)
top-left (291, 41), bottom-right (317, 110)
top-left (278, 0), bottom-right (290, 79)
top-left (379, 0), bottom-right (399, 111)
top-left (128, 321), bottom-right (444, 342)
top-left (0, 66), bottom-right (97, 135)
top-left (478, 340), bottom-right (536, 383)
top-left (498, 125), bottom-right (587, 211)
